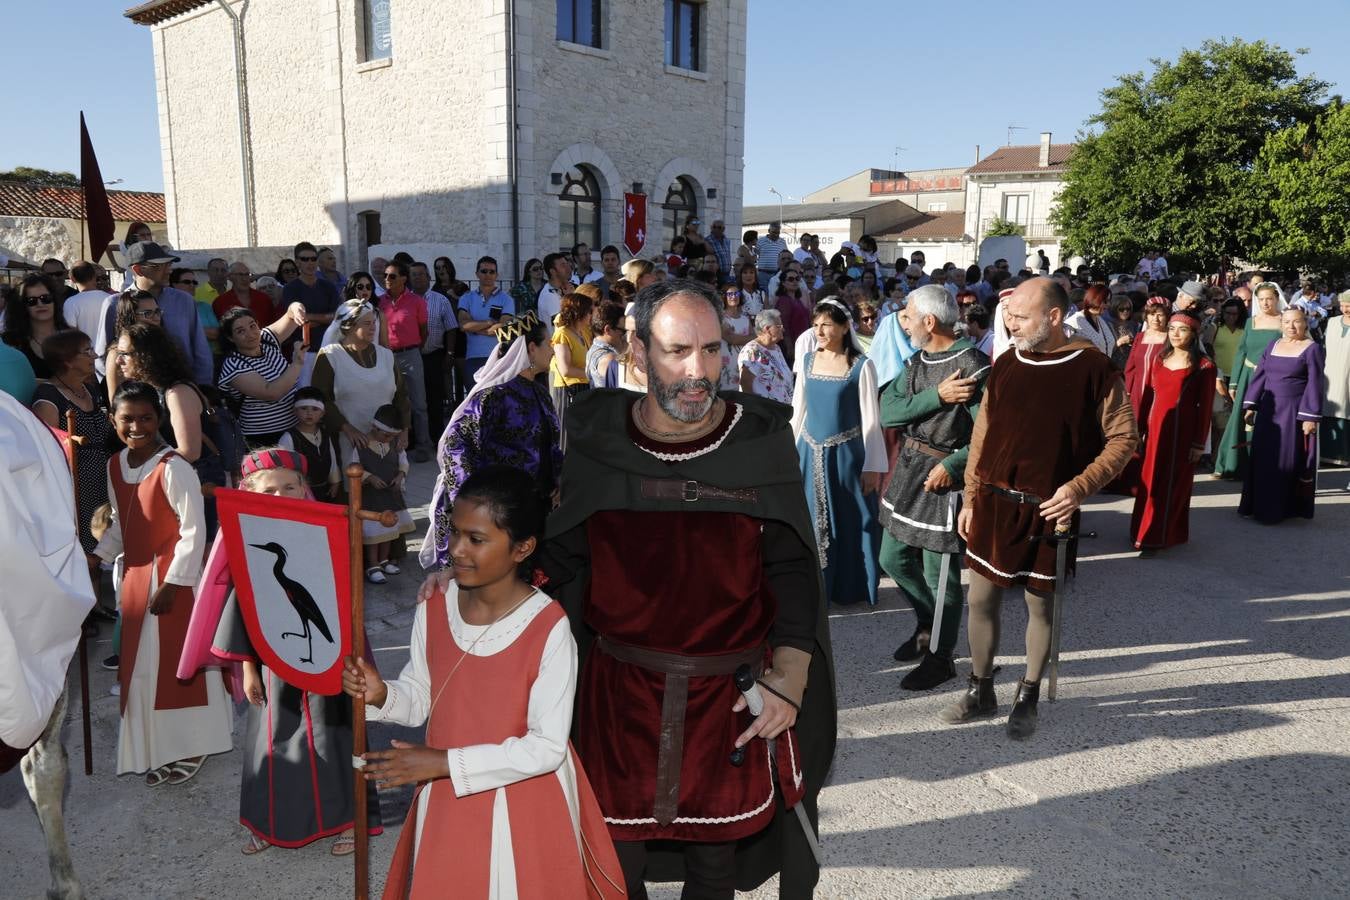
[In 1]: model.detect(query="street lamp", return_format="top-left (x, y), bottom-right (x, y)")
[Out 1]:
top-left (768, 186), bottom-right (784, 233)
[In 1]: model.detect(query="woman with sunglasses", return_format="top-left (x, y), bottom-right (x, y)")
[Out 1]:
top-left (103, 291), bottom-right (163, 396)
top-left (511, 257), bottom-right (546, 317)
top-left (2, 274), bottom-right (68, 379)
top-left (774, 266), bottom-right (813, 366)
top-left (31, 330), bottom-right (117, 560)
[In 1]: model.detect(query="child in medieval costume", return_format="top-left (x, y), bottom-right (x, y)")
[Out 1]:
top-left (279, 387), bottom-right (342, 500)
top-left (94, 381), bottom-right (233, 785)
top-left (204, 447), bottom-right (382, 856)
top-left (352, 403), bottom-right (415, 584)
top-left (343, 466), bottom-right (625, 899)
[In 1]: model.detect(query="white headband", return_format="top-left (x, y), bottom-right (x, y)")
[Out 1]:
top-left (293, 399), bottom-right (325, 412)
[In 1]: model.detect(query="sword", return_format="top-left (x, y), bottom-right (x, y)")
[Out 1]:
top-left (1029, 521), bottom-right (1096, 701)
top-left (927, 491), bottom-right (961, 655)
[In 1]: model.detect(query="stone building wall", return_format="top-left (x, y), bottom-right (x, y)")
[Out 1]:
top-left (147, 0), bottom-right (745, 281)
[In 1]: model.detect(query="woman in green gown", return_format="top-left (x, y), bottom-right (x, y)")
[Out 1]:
top-left (1214, 283), bottom-right (1284, 478)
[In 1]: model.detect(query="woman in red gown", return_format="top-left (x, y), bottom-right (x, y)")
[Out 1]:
top-left (1109, 299), bottom-right (1171, 495)
top-left (1131, 312), bottom-right (1216, 554)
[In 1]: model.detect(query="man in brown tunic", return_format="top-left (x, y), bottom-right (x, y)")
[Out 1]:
top-left (947, 277), bottom-right (1137, 739)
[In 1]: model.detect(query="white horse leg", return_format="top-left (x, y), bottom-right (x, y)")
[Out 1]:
top-left (20, 687), bottom-right (83, 900)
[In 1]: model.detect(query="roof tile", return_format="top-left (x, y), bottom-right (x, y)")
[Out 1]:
top-left (0, 181), bottom-right (165, 223)
top-left (967, 143), bottom-right (1075, 175)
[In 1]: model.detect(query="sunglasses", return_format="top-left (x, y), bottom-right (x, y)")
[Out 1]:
top-left (135, 307), bottom-right (163, 318)
top-left (785, 276), bottom-right (801, 283)
top-left (25, 294), bottom-right (53, 307)
top-left (860, 315), bottom-right (877, 323)
top-left (176, 279), bottom-right (199, 287)
top-left (383, 272), bottom-right (403, 281)
top-left (478, 269), bottom-right (497, 275)
top-left (297, 255), bottom-right (319, 262)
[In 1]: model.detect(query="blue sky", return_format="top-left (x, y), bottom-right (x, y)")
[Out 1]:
top-left (4, 1), bottom-right (1349, 207)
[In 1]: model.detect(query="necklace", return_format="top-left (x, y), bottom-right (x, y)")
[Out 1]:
top-left (54, 375), bottom-right (92, 406)
top-left (427, 588), bottom-right (535, 717)
top-left (633, 397), bottom-right (722, 441)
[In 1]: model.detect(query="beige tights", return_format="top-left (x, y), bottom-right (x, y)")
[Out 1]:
top-left (965, 570), bottom-right (1053, 682)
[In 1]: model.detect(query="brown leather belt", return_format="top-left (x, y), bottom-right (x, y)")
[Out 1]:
top-left (639, 478), bottom-right (759, 504)
top-left (595, 635), bottom-right (764, 826)
top-left (903, 435), bottom-right (952, 462)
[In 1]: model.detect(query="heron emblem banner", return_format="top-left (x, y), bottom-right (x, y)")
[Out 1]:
top-left (216, 489), bottom-right (351, 695)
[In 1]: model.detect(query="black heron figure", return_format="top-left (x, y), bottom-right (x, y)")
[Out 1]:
top-left (250, 542), bottom-right (334, 665)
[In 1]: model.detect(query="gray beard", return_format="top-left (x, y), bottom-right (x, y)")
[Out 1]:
top-left (649, 368), bottom-right (717, 424)
top-left (1012, 317), bottom-right (1053, 352)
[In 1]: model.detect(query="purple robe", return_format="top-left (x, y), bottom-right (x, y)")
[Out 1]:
top-left (426, 375), bottom-right (562, 568)
top-left (1239, 342), bottom-right (1324, 524)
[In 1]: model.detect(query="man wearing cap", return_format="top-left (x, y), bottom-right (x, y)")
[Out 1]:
top-left (1174, 280), bottom-right (1207, 314)
top-left (101, 242), bottom-right (214, 385)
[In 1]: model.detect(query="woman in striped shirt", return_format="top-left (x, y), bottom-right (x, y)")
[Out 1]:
top-left (217, 303), bottom-right (308, 447)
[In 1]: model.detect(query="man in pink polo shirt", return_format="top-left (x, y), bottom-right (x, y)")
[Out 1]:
top-left (379, 259), bottom-right (432, 462)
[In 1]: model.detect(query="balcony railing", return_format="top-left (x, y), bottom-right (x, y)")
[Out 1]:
top-left (975, 217), bottom-right (1063, 242)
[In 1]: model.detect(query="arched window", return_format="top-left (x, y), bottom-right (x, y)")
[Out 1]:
top-left (661, 176), bottom-right (697, 249)
top-left (558, 166), bottom-right (601, 252)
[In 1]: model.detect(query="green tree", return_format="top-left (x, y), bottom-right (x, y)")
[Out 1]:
top-left (0, 166), bottom-right (80, 187)
top-left (1254, 99), bottom-right (1350, 277)
top-left (1052, 39), bottom-right (1327, 273)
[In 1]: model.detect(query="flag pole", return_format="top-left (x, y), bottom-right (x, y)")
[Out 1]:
top-left (346, 463), bottom-right (370, 900)
top-left (64, 409), bottom-right (94, 776)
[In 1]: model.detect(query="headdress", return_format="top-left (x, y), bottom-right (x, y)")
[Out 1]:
top-left (495, 310), bottom-right (541, 345)
top-left (240, 447), bottom-right (308, 478)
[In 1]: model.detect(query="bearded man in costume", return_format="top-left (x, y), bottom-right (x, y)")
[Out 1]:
top-left (880, 285), bottom-right (990, 691)
top-left (544, 278), bottom-right (836, 899)
top-left (948, 277), bottom-right (1137, 740)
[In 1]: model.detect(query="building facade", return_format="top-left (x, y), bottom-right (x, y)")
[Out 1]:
top-left (963, 133), bottom-right (1073, 266)
top-left (126, 0), bottom-right (746, 280)
top-left (803, 166), bottom-right (967, 214)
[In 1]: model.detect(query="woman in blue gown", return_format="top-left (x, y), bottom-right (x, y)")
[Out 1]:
top-left (791, 298), bottom-right (887, 605)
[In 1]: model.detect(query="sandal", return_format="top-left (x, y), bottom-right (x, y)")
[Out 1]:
top-left (242, 833), bottom-right (271, 855)
top-left (166, 755), bottom-right (206, 785)
top-left (366, 567), bottom-right (387, 585)
top-left (145, 766), bottom-right (171, 787)
top-left (330, 829), bottom-right (356, 857)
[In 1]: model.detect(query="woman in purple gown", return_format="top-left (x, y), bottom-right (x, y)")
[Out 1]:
top-left (419, 311), bottom-right (562, 569)
top-left (1239, 308), bottom-right (1324, 524)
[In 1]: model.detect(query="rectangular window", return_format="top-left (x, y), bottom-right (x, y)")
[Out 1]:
top-left (926, 201), bottom-right (949, 212)
top-left (1002, 193), bottom-right (1031, 226)
top-left (362, 0), bottom-right (393, 61)
top-left (557, 0), bottom-right (601, 48)
top-left (665, 0), bottom-right (701, 71)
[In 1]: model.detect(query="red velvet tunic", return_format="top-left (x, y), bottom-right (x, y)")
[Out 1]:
top-left (1131, 359), bottom-right (1216, 549)
top-left (575, 405), bottom-right (806, 843)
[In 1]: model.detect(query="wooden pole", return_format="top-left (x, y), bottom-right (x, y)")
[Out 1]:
top-left (346, 463), bottom-right (369, 900)
top-left (64, 409), bottom-right (94, 776)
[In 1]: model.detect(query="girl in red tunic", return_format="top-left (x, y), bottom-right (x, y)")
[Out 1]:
top-left (343, 467), bottom-right (624, 899)
top-left (1131, 313), bottom-right (1216, 553)
top-left (94, 381), bottom-right (232, 785)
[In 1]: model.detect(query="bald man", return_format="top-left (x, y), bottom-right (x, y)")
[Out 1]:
top-left (949, 277), bottom-right (1137, 739)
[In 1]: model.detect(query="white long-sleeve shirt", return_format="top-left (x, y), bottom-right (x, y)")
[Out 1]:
top-left (94, 447), bottom-right (205, 587)
top-left (367, 586), bottom-right (577, 798)
top-left (790, 353), bottom-right (888, 473)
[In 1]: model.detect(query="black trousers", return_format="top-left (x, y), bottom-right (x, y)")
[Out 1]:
top-left (422, 348), bottom-right (448, 446)
top-left (614, 839), bottom-right (736, 900)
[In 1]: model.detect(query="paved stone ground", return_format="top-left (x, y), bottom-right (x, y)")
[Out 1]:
top-left (3, 461), bottom-right (1349, 899)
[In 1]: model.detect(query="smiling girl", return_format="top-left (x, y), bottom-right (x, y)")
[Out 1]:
top-left (94, 381), bottom-right (232, 786)
top-left (343, 467), bottom-right (623, 898)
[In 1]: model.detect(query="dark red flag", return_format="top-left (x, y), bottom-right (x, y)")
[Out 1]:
top-left (623, 191), bottom-right (647, 257)
top-left (80, 113), bottom-right (115, 265)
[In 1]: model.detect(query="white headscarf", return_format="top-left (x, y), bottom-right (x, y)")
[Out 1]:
top-left (321, 299), bottom-right (378, 349)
